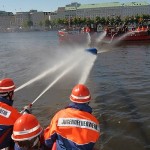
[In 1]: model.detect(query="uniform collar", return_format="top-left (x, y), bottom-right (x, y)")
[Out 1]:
top-left (0, 96), bottom-right (13, 106)
top-left (67, 102), bottom-right (92, 114)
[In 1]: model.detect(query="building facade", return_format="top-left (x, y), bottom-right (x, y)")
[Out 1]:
top-left (55, 1), bottom-right (150, 20)
top-left (0, 11), bottom-right (14, 31)
top-left (15, 12), bottom-right (30, 28)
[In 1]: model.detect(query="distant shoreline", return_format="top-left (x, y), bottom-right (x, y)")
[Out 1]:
top-left (0, 28), bottom-right (58, 33)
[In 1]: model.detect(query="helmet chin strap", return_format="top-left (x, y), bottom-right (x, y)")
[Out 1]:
top-left (86, 102), bottom-right (90, 105)
top-left (8, 91), bottom-right (14, 100)
top-left (17, 137), bottom-right (40, 149)
top-left (32, 137), bottom-right (39, 148)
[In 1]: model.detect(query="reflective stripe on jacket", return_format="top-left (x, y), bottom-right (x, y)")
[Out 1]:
top-left (0, 97), bottom-right (21, 149)
top-left (44, 103), bottom-right (100, 150)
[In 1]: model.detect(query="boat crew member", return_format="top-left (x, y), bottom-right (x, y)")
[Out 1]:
top-left (11, 113), bottom-right (48, 150)
top-left (44, 84), bottom-right (100, 150)
top-left (0, 78), bottom-right (22, 149)
top-left (85, 26), bottom-right (91, 33)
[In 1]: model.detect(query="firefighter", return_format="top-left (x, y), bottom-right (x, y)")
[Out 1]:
top-left (44, 84), bottom-right (100, 150)
top-left (0, 78), bottom-right (22, 150)
top-left (11, 113), bottom-right (47, 150)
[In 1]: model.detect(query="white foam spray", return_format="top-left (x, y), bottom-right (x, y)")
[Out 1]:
top-left (86, 32), bottom-right (91, 46)
top-left (16, 45), bottom-right (98, 106)
top-left (112, 30), bottom-right (142, 45)
top-left (15, 62), bottom-right (66, 92)
top-left (31, 56), bottom-right (83, 104)
top-left (95, 31), bottom-right (107, 43)
top-left (78, 53), bottom-right (97, 84)
top-left (15, 49), bottom-right (82, 92)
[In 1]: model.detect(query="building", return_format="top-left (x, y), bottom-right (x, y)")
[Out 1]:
top-left (15, 10), bottom-right (50, 28)
top-left (15, 12), bottom-right (30, 28)
top-left (0, 11), bottom-right (14, 30)
top-left (0, 9), bottom-right (54, 30)
top-left (55, 1), bottom-right (150, 20)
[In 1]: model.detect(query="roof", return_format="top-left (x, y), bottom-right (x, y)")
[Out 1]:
top-left (122, 1), bottom-right (149, 6)
top-left (78, 2), bottom-right (122, 9)
top-left (65, 7), bottom-right (77, 11)
top-left (65, 1), bottom-right (150, 10)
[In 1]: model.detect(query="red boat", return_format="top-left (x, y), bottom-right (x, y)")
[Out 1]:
top-left (58, 25), bottom-right (150, 46)
top-left (58, 27), bottom-right (94, 45)
top-left (106, 25), bottom-right (150, 40)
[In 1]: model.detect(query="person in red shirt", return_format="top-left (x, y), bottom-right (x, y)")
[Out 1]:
top-left (44, 84), bottom-right (100, 150)
top-left (0, 78), bottom-right (22, 149)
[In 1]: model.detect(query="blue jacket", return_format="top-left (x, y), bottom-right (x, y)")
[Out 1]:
top-left (14, 143), bottom-right (46, 150)
top-left (14, 136), bottom-right (48, 150)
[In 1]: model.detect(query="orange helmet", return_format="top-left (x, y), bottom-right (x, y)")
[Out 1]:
top-left (70, 84), bottom-right (91, 103)
top-left (0, 78), bottom-right (15, 93)
top-left (12, 114), bottom-right (43, 141)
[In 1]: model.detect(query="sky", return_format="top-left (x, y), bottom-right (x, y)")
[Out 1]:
top-left (0, 0), bottom-right (150, 13)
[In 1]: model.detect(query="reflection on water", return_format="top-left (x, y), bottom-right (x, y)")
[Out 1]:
top-left (0, 31), bottom-right (150, 150)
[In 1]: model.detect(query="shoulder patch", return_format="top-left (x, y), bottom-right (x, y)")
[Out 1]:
top-left (0, 107), bottom-right (11, 118)
top-left (58, 118), bottom-right (100, 132)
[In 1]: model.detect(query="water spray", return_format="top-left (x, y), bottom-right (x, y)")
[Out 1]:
top-left (32, 56), bottom-right (82, 104)
top-left (95, 31), bottom-right (107, 43)
top-left (87, 32), bottom-right (91, 46)
top-left (20, 56), bottom-right (83, 113)
top-left (31, 48), bottom-right (97, 105)
top-left (15, 51), bottom-right (81, 92)
top-left (116, 30), bottom-right (139, 41)
top-left (15, 64), bottom-right (61, 92)
top-left (20, 47), bottom-right (97, 113)
top-left (79, 54), bottom-right (97, 84)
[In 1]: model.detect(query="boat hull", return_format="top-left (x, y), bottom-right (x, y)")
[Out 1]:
top-left (58, 30), bottom-right (150, 46)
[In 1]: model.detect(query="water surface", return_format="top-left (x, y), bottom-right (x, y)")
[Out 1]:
top-left (0, 31), bottom-right (150, 150)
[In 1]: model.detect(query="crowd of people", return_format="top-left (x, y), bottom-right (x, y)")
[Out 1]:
top-left (0, 78), bottom-right (100, 150)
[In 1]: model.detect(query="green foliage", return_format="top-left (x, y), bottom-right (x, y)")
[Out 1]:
top-left (45, 19), bottom-right (51, 27)
top-left (39, 21), bottom-right (43, 27)
top-left (51, 14), bottom-right (150, 27)
top-left (27, 20), bottom-right (33, 27)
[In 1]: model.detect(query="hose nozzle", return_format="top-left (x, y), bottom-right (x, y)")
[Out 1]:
top-left (85, 48), bottom-right (97, 55)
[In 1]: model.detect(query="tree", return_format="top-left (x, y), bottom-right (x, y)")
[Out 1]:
top-left (45, 19), bottom-right (51, 27)
top-left (100, 17), bottom-right (106, 25)
top-left (39, 21), bottom-right (43, 27)
top-left (95, 16), bottom-right (101, 24)
top-left (27, 20), bottom-right (33, 27)
top-left (72, 17), bottom-right (78, 25)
